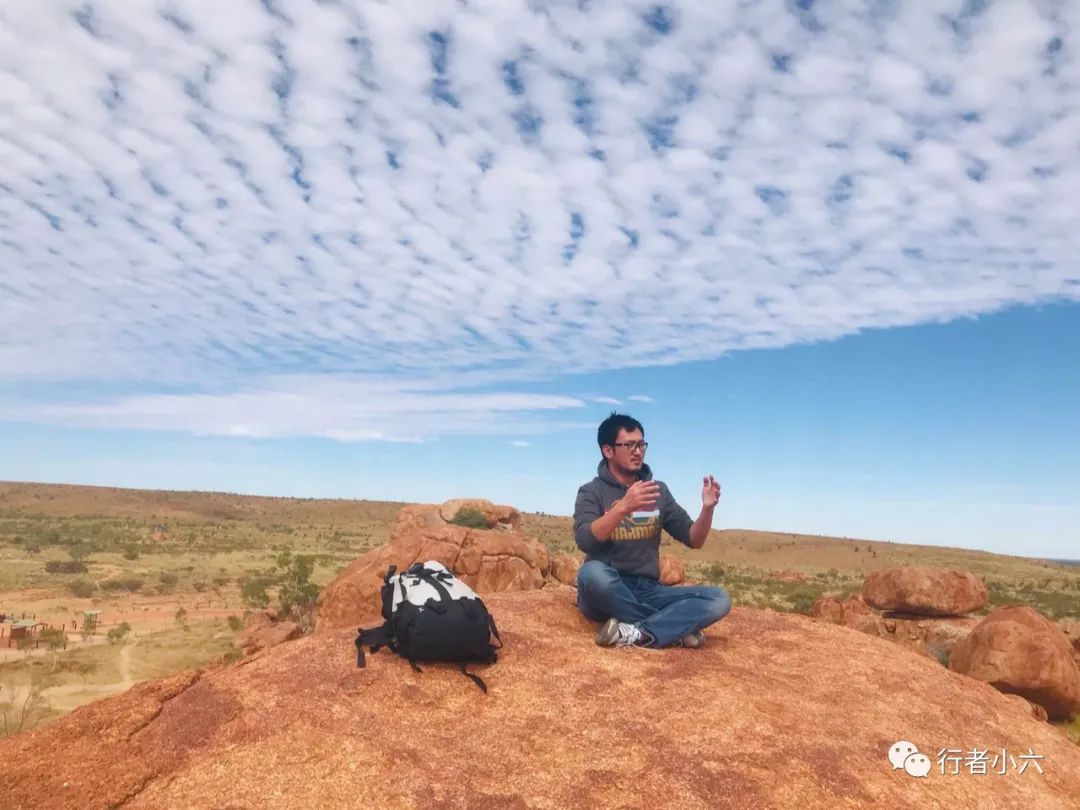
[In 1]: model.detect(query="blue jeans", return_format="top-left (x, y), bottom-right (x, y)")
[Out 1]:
top-left (576, 560), bottom-right (732, 648)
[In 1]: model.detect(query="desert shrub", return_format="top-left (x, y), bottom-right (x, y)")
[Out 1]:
top-left (25, 543), bottom-right (41, 554)
top-left (45, 560), bottom-right (87, 574)
top-left (699, 563), bottom-right (726, 583)
top-left (449, 508), bottom-right (489, 529)
top-left (212, 575), bottom-right (230, 587)
top-left (67, 580), bottom-right (96, 598)
top-left (106, 622), bottom-right (131, 645)
top-left (68, 543), bottom-right (91, 561)
top-left (122, 546), bottom-right (140, 560)
top-left (40, 627), bottom-right (67, 664)
top-left (240, 576), bottom-right (272, 609)
top-left (192, 581), bottom-right (208, 593)
top-left (80, 614), bottom-right (97, 642)
top-left (102, 577), bottom-right (143, 592)
top-left (787, 587), bottom-right (822, 615)
top-left (276, 551), bottom-right (318, 630)
top-left (158, 572), bottom-right (179, 587)
top-left (226, 615), bottom-right (243, 631)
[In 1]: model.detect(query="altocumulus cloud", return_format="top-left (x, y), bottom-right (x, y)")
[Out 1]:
top-left (1, 1), bottom-right (1079, 440)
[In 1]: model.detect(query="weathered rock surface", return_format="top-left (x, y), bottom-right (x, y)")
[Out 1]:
top-left (549, 553), bottom-right (582, 586)
top-left (1060, 619), bottom-right (1080, 662)
top-left (1002, 694), bottom-right (1050, 723)
top-left (863, 567), bottom-right (988, 616)
top-left (233, 611), bottom-right (301, 655)
top-left (810, 593), bottom-right (870, 625)
top-left (317, 502), bottom-right (550, 629)
top-left (950, 606), bottom-right (1080, 721)
top-left (3, 588), bottom-right (1079, 809)
top-left (438, 498), bottom-right (520, 530)
top-left (811, 593), bottom-right (979, 662)
top-left (658, 553), bottom-right (686, 585)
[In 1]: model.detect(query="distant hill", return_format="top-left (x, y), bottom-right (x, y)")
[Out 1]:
top-left (1, 480), bottom-right (1068, 581)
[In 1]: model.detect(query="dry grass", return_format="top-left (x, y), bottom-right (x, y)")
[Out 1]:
top-left (0, 618), bottom-right (234, 736)
top-left (1, 480), bottom-right (1077, 740)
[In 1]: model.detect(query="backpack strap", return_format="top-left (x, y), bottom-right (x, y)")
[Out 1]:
top-left (411, 567), bottom-right (454, 612)
top-left (488, 613), bottom-right (503, 649)
top-left (355, 623), bottom-right (395, 668)
top-left (460, 663), bottom-right (488, 693)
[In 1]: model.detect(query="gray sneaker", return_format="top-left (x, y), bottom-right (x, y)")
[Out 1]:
top-left (596, 617), bottom-right (645, 647)
top-left (678, 631), bottom-right (705, 649)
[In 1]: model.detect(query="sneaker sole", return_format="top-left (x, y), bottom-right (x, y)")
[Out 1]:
top-left (596, 617), bottom-right (621, 646)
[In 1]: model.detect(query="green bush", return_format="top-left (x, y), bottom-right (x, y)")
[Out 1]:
top-left (227, 615), bottom-right (243, 631)
top-left (106, 622), bottom-right (131, 645)
top-left (122, 546), bottom-right (140, 560)
top-left (67, 580), bottom-right (96, 598)
top-left (448, 508), bottom-right (489, 529)
top-left (700, 563), bottom-right (726, 583)
top-left (787, 588), bottom-right (822, 615)
top-left (276, 552), bottom-right (318, 629)
top-left (240, 576), bottom-right (272, 609)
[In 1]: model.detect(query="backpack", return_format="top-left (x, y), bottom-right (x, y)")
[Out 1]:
top-left (355, 561), bottom-right (502, 692)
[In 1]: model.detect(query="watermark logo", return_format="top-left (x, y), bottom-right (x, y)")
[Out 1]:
top-left (889, 741), bottom-right (930, 778)
top-left (889, 741), bottom-right (1045, 777)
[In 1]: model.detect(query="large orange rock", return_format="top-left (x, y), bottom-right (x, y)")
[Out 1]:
top-left (658, 554), bottom-right (685, 585)
top-left (549, 554), bottom-right (582, 586)
top-left (438, 498), bottom-right (520, 530)
top-left (862, 566), bottom-right (988, 616)
top-left (317, 502), bottom-right (550, 630)
top-left (1060, 619), bottom-right (1080, 661)
top-left (950, 606), bottom-right (1080, 721)
top-left (812, 594), bottom-right (977, 663)
top-left (810, 593), bottom-right (869, 625)
top-left (4, 588), bottom-right (1080, 809)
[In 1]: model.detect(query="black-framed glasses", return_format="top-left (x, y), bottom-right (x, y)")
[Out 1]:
top-left (613, 441), bottom-right (648, 452)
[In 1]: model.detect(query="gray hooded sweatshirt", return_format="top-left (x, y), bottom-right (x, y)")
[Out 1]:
top-left (573, 460), bottom-right (695, 579)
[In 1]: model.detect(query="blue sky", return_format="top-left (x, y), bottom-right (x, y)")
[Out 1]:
top-left (1, 2), bottom-right (1079, 559)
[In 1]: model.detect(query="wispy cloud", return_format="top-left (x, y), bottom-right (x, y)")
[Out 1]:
top-left (2, 2), bottom-right (1079, 437)
top-left (591, 396), bottom-right (622, 405)
top-left (509, 440), bottom-right (531, 447)
top-left (0, 375), bottom-right (589, 442)
top-left (627, 395), bottom-right (654, 403)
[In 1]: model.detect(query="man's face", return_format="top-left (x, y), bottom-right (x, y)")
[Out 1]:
top-left (604, 428), bottom-right (646, 473)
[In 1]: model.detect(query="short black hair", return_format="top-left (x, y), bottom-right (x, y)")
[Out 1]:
top-left (597, 412), bottom-right (644, 450)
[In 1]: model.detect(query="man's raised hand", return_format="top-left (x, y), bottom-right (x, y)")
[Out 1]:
top-left (702, 475), bottom-right (721, 509)
top-left (622, 480), bottom-right (660, 514)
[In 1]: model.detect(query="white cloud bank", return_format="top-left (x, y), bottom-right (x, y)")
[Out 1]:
top-left (1, 1), bottom-right (1079, 437)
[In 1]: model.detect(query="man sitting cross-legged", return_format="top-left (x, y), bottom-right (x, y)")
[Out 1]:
top-left (573, 412), bottom-right (731, 648)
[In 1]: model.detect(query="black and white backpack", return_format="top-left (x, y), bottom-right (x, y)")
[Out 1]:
top-left (355, 561), bottom-right (502, 692)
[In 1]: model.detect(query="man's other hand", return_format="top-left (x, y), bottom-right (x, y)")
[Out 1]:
top-left (702, 475), bottom-right (721, 508)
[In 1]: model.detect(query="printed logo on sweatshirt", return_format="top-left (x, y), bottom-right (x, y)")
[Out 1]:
top-left (608, 502), bottom-right (661, 541)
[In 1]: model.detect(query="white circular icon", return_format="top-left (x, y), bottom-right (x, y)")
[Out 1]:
top-left (888, 740), bottom-right (918, 770)
top-left (904, 752), bottom-right (932, 778)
